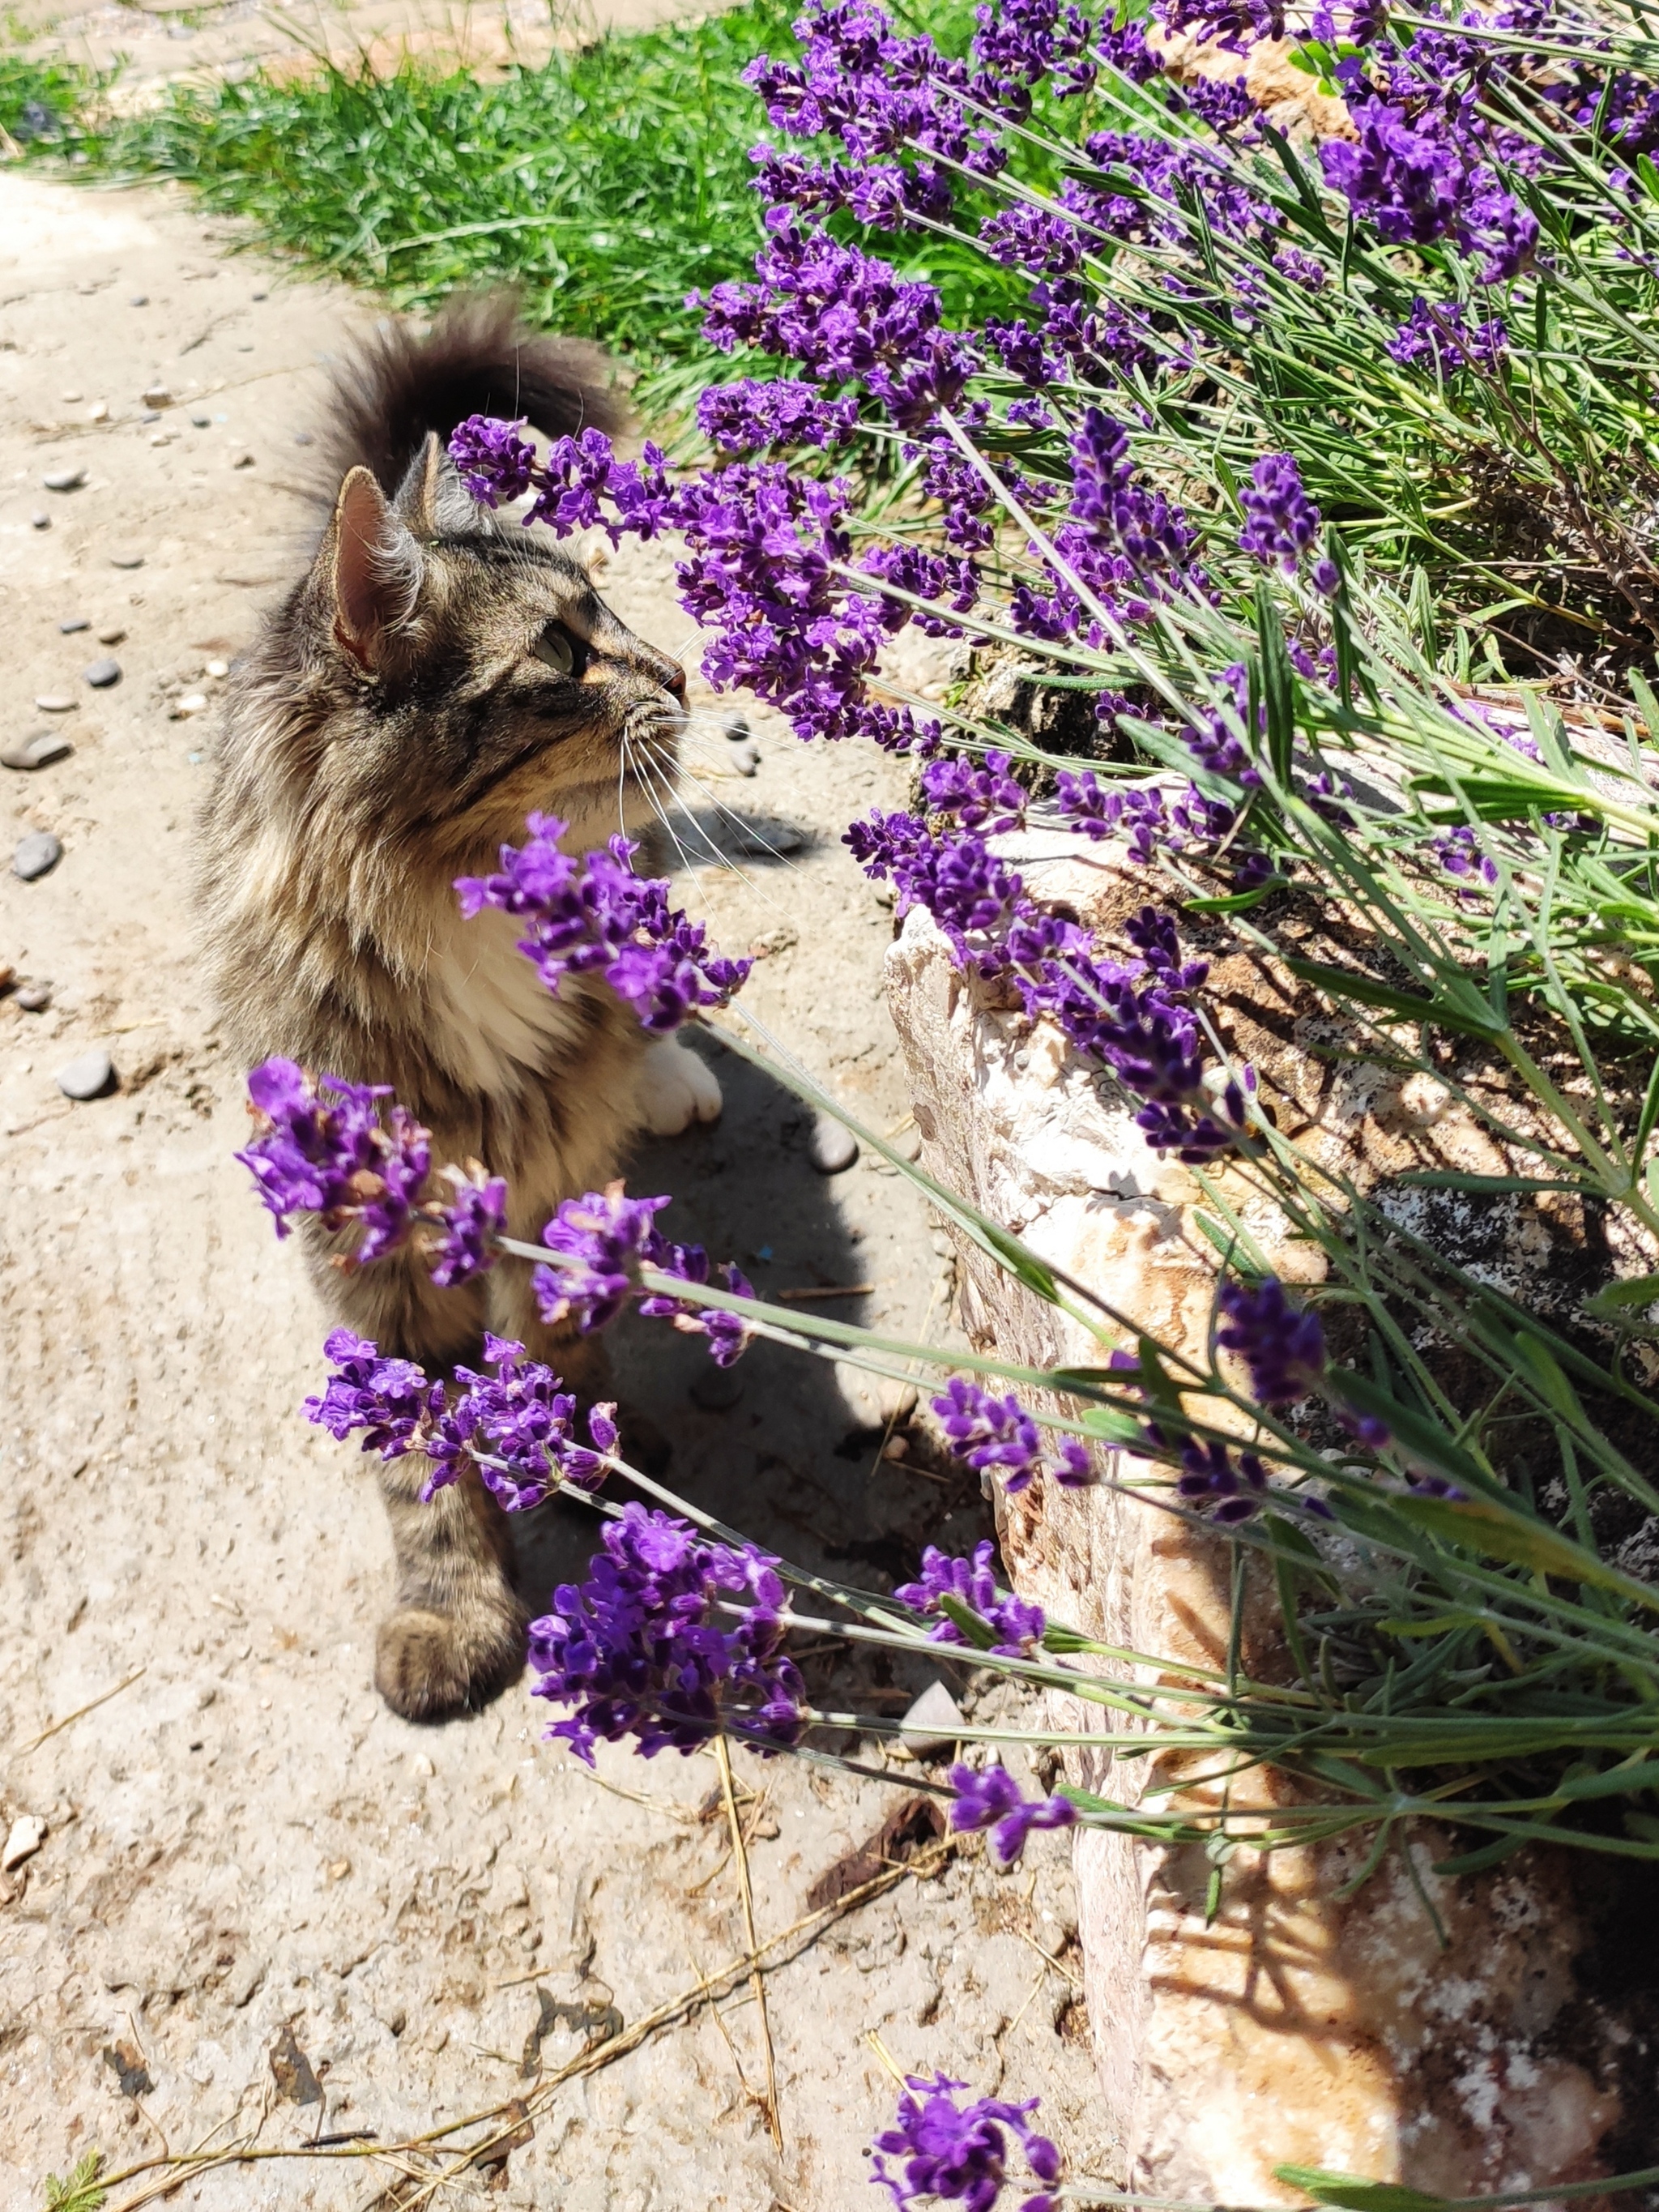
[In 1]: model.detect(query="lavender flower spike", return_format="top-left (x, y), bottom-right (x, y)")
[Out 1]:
top-left (448, 414), bottom-right (536, 506)
top-left (1215, 1277), bottom-right (1327, 1406)
top-left (533, 1183), bottom-right (672, 1334)
top-left (948, 1761), bottom-right (1077, 1868)
top-left (871, 2069), bottom-right (1064, 2211)
top-left (237, 1057), bottom-right (430, 1264)
top-left (895, 1542), bottom-right (1046, 1655)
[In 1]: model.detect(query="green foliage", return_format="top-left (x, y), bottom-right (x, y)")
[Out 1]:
top-left (0, 52), bottom-right (93, 141)
top-left (42, 2151), bottom-right (104, 2212)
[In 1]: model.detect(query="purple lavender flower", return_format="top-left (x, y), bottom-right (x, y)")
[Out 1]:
top-left (533, 1184), bottom-right (672, 1333)
top-left (930, 1379), bottom-right (1093, 1494)
top-left (1215, 1277), bottom-right (1327, 1405)
top-left (456, 815), bottom-right (750, 1034)
top-left (448, 414), bottom-right (535, 505)
top-left (895, 1541), bottom-right (1046, 1655)
top-left (1432, 824), bottom-right (1499, 887)
top-left (1320, 101), bottom-right (1536, 281)
top-left (1238, 453), bottom-right (1324, 580)
top-left (696, 378), bottom-right (859, 456)
top-left (1387, 298), bottom-right (1508, 374)
top-left (527, 1504), bottom-right (804, 1762)
top-left (1154, 0), bottom-right (1284, 53)
top-left (237, 1057), bottom-right (430, 1263)
top-left (921, 751), bottom-right (1027, 834)
top-left (304, 1327), bottom-right (441, 1458)
top-left (1272, 243), bottom-right (1328, 291)
top-left (871, 2070), bottom-right (1064, 2211)
top-left (1175, 1438), bottom-right (1269, 1524)
top-left (639, 1242), bottom-right (757, 1366)
top-left (947, 1763), bottom-right (1077, 1866)
top-left (426, 1335), bottom-right (597, 1510)
top-left (429, 1166), bottom-right (508, 1288)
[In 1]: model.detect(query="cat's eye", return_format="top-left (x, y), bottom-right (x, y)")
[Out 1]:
top-left (531, 621), bottom-right (580, 677)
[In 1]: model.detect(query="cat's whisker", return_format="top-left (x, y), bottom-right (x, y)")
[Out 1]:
top-left (633, 745), bottom-right (803, 928)
top-left (653, 752), bottom-right (810, 884)
top-left (624, 738), bottom-right (708, 885)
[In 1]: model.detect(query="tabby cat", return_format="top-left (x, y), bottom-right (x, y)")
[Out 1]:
top-left (198, 298), bottom-right (719, 1720)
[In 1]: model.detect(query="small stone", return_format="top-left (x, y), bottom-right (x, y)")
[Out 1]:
top-left (42, 467), bottom-right (86, 493)
top-left (872, 880), bottom-right (898, 907)
top-left (142, 385), bottom-right (173, 408)
top-left (808, 1113), bottom-right (859, 1175)
top-left (738, 820), bottom-right (802, 855)
top-left (130, 294), bottom-right (148, 306)
top-left (900, 1681), bottom-right (966, 1757)
top-left (62, 390), bottom-right (84, 404)
top-left (205, 659), bottom-right (229, 680)
top-left (2, 1816), bottom-right (45, 1873)
top-left (13, 832), bottom-right (63, 881)
top-left (141, 412), bottom-right (161, 425)
top-left (173, 693), bottom-right (209, 719)
top-left (690, 1364), bottom-right (744, 1412)
top-left (108, 549), bottom-right (146, 570)
top-left (34, 695), bottom-right (75, 714)
top-left (97, 627), bottom-right (126, 647)
top-left (730, 739), bottom-right (761, 777)
top-left (191, 413), bottom-right (211, 428)
top-left (58, 617), bottom-right (90, 634)
top-left (83, 657), bottom-right (122, 689)
top-left (723, 713), bottom-right (752, 743)
top-left (231, 450), bottom-right (255, 469)
top-left (16, 984), bottom-right (52, 1012)
top-left (2, 732), bottom-right (72, 771)
top-left (89, 399), bottom-right (109, 423)
top-left (31, 512), bottom-right (49, 531)
top-left (252, 289), bottom-right (268, 301)
top-left (57, 1047), bottom-right (114, 1100)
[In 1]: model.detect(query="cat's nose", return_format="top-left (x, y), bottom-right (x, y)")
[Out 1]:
top-left (663, 660), bottom-right (687, 702)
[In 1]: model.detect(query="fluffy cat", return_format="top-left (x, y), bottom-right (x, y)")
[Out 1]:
top-left (198, 298), bottom-right (719, 1720)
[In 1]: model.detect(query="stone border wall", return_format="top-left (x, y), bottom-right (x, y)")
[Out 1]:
top-left (883, 830), bottom-right (1636, 2197)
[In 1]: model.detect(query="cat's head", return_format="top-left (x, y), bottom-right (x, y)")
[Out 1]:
top-left (275, 433), bottom-right (685, 864)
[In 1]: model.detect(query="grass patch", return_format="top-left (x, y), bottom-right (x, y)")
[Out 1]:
top-left (0, 51), bottom-right (94, 143)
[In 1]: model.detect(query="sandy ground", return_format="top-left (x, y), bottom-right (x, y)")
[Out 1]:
top-left (8, 0), bottom-right (711, 106)
top-left (0, 174), bottom-right (1113, 2206)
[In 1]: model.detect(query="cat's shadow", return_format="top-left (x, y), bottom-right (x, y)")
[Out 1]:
top-left (508, 1029), bottom-right (991, 1720)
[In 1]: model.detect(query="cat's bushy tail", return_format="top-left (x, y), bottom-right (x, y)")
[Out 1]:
top-left (321, 293), bottom-right (625, 493)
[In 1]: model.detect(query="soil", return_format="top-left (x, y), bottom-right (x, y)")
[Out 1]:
top-left (0, 173), bottom-right (1114, 2206)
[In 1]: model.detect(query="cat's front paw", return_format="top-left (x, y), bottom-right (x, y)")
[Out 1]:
top-left (374, 1595), bottom-right (526, 1721)
top-left (638, 1036), bottom-right (723, 1137)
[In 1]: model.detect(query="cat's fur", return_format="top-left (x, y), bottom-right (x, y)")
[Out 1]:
top-left (198, 297), bottom-right (718, 1720)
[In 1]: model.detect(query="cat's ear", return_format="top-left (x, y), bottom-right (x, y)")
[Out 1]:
top-left (393, 430), bottom-right (482, 541)
top-left (330, 467), bottom-right (424, 668)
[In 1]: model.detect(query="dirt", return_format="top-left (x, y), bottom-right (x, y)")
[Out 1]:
top-left (0, 172), bottom-right (1115, 2206)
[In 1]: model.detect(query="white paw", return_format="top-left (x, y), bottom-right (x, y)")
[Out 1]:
top-left (638, 1036), bottom-right (723, 1137)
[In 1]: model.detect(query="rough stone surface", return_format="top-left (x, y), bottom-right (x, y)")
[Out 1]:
top-left (885, 826), bottom-right (1651, 2199)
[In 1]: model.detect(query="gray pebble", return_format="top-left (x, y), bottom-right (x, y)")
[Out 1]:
top-left (59, 616), bottom-right (90, 634)
top-left (31, 512), bottom-right (50, 531)
top-left (108, 549), bottom-right (145, 570)
top-left (33, 694), bottom-right (75, 715)
top-left (730, 739), bottom-right (761, 777)
top-left (808, 1113), bottom-right (859, 1175)
top-left (690, 1364), bottom-right (744, 1412)
top-left (42, 467), bottom-right (87, 493)
top-left (142, 385), bottom-right (173, 408)
top-left (738, 820), bottom-right (802, 855)
top-left (12, 831), bottom-right (63, 882)
top-left (191, 414), bottom-right (211, 429)
top-left (2, 731), bottom-right (73, 771)
top-left (15, 984), bottom-right (52, 1012)
top-left (900, 1680), bottom-right (966, 1757)
top-left (83, 657), bottom-right (122, 690)
top-left (130, 294), bottom-right (148, 306)
top-left (57, 1047), bottom-right (114, 1100)
top-left (723, 713), bottom-right (752, 743)
top-left (140, 411), bottom-right (161, 425)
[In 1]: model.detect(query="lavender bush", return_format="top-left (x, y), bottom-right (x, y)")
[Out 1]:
top-left (234, 0), bottom-right (1659, 2193)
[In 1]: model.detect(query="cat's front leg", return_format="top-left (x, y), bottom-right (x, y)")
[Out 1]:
top-left (636, 1035), bottom-right (723, 1137)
